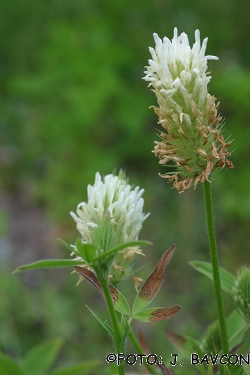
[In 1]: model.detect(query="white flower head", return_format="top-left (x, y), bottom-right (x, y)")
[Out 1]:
top-left (143, 28), bottom-right (233, 192)
top-left (70, 171), bottom-right (149, 250)
top-left (143, 28), bottom-right (218, 108)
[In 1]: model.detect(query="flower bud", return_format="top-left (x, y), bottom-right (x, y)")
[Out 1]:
top-left (201, 320), bottom-right (222, 355)
top-left (233, 267), bottom-right (250, 321)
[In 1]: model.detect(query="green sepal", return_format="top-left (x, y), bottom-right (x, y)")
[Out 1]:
top-left (76, 239), bottom-right (96, 262)
top-left (46, 361), bottom-right (99, 375)
top-left (22, 337), bottom-right (64, 375)
top-left (86, 305), bottom-right (114, 337)
top-left (13, 259), bottom-right (86, 273)
top-left (189, 260), bottom-right (235, 295)
top-left (0, 353), bottom-right (25, 375)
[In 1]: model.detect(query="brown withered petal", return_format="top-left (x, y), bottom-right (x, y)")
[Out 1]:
top-left (138, 244), bottom-right (175, 302)
top-left (150, 306), bottom-right (181, 322)
top-left (74, 266), bottom-right (118, 303)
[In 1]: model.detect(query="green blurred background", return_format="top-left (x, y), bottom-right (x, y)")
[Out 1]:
top-left (1, 0), bottom-right (250, 373)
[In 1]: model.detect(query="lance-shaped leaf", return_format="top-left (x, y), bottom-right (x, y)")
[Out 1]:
top-left (134, 306), bottom-right (180, 322)
top-left (132, 244), bottom-right (176, 314)
top-left (74, 266), bottom-right (130, 315)
top-left (13, 259), bottom-right (86, 273)
top-left (0, 353), bottom-right (25, 375)
top-left (86, 305), bottom-right (113, 336)
top-left (22, 337), bottom-right (63, 375)
top-left (46, 360), bottom-right (99, 375)
top-left (189, 260), bottom-right (235, 295)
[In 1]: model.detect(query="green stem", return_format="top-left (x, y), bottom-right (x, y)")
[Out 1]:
top-left (203, 181), bottom-right (229, 356)
top-left (96, 269), bottom-right (125, 375)
top-left (128, 329), bottom-right (156, 375)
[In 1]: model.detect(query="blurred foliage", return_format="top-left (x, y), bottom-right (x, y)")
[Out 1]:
top-left (1, 0), bottom-right (250, 373)
top-left (0, 334), bottom-right (99, 375)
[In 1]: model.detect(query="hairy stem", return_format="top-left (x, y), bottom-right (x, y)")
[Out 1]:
top-left (203, 181), bottom-right (229, 358)
top-left (96, 269), bottom-right (125, 375)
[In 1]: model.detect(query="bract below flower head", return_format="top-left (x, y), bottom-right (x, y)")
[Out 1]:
top-left (144, 28), bottom-right (234, 192)
top-left (70, 172), bottom-right (149, 282)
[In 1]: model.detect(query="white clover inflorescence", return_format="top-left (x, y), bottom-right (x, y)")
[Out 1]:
top-left (144, 28), bottom-right (234, 192)
top-left (70, 171), bottom-right (149, 251)
top-left (144, 28), bottom-right (218, 106)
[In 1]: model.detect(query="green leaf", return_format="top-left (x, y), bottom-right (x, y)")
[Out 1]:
top-left (207, 362), bottom-right (214, 375)
top-left (76, 239), bottom-right (96, 262)
top-left (13, 259), bottom-right (86, 273)
top-left (91, 240), bottom-right (152, 265)
top-left (227, 309), bottom-right (250, 350)
top-left (243, 363), bottom-right (250, 374)
top-left (0, 353), bottom-right (25, 375)
top-left (86, 305), bottom-right (114, 337)
top-left (46, 361), bottom-right (99, 375)
top-left (134, 305), bottom-right (180, 322)
top-left (112, 288), bottom-right (131, 315)
top-left (22, 337), bottom-right (64, 375)
top-left (189, 261), bottom-right (235, 295)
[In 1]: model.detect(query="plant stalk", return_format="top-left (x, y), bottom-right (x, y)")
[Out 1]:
top-left (203, 181), bottom-right (229, 357)
top-left (96, 268), bottom-right (125, 375)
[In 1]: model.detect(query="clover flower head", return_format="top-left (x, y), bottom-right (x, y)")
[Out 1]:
top-left (144, 28), bottom-right (234, 192)
top-left (70, 172), bottom-right (149, 282)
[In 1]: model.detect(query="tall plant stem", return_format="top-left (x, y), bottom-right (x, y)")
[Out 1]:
top-left (203, 181), bottom-right (229, 355)
top-left (96, 269), bottom-right (125, 375)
